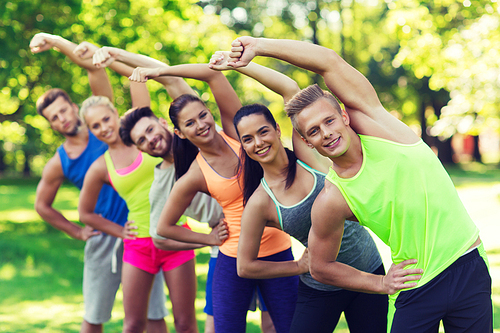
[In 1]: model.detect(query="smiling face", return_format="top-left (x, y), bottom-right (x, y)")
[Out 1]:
top-left (297, 97), bottom-right (351, 158)
top-left (42, 96), bottom-right (82, 136)
top-left (174, 101), bottom-right (216, 146)
top-left (130, 116), bottom-right (173, 158)
top-left (237, 113), bottom-right (281, 164)
top-left (84, 105), bottom-right (120, 145)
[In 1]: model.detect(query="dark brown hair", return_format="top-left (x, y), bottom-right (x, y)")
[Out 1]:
top-left (36, 88), bottom-right (73, 118)
top-left (119, 106), bottom-right (158, 146)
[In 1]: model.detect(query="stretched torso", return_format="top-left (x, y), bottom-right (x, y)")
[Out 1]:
top-left (196, 131), bottom-right (291, 258)
top-left (262, 160), bottom-right (382, 291)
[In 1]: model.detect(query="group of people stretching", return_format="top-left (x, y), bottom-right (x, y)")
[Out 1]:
top-left (31, 31), bottom-right (492, 333)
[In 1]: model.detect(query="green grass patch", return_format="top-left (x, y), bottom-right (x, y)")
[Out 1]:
top-left (1, 172), bottom-right (499, 332)
top-left (445, 163), bottom-right (500, 187)
top-left (0, 181), bottom-right (269, 332)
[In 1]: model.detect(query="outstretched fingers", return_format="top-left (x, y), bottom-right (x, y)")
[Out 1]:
top-left (80, 225), bottom-right (101, 241)
top-left (215, 220), bottom-right (229, 245)
top-left (122, 220), bottom-right (138, 240)
top-left (383, 259), bottom-right (423, 294)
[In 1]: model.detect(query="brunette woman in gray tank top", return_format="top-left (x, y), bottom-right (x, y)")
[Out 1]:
top-left (208, 51), bottom-right (388, 332)
top-left (233, 103), bottom-right (388, 333)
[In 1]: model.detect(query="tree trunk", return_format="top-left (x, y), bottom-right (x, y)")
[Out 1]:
top-left (23, 151), bottom-right (31, 177)
top-left (472, 135), bottom-right (482, 163)
top-left (436, 137), bottom-right (454, 165)
top-left (0, 147), bottom-right (5, 174)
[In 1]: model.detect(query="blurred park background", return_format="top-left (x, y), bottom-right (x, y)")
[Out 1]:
top-left (1, 0), bottom-right (500, 331)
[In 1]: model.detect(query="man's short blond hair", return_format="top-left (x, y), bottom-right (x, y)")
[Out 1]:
top-left (285, 84), bottom-right (342, 135)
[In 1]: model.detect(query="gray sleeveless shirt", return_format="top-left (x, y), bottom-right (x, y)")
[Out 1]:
top-left (261, 160), bottom-right (382, 291)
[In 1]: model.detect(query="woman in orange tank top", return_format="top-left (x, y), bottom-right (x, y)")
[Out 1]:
top-left (153, 60), bottom-right (299, 333)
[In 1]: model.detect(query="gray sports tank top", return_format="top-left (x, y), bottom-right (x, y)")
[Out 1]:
top-left (261, 160), bottom-right (382, 291)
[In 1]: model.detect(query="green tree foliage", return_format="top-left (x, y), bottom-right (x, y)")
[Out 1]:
top-left (207, 0), bottom-right (499, 162)
top-left (1, 0), bottom-right (499, 175)
top-left (387, 0), bottom-right (499, 140)
top-left (1, 0), bottom-right (239, 176)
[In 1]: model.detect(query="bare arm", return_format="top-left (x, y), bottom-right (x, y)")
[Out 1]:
top-left (35, 154), bottom-right (100, 240)
top-left (229, 37), bottom-right (419, 144)
top-left (78, 157), bottom-right (136, 239)
top-left (130, 81), bottom-right (151, 108)
top-left (152, 238), bottom-right (207, 251)
top-left (29, 33), bottom-right (113, 101)
top-left (129, 63), bottom-right (242, 140)
top-left (209, 51), bottom-right (300, 104)
top-left (90, 46), bottom-right (196, 99)
top-left (237, 187), bottom-right (308, 279)
top-left (228, 37), bottom-right (379, 114)
top-left (157, 161), bottom-right (228, 246)
top-left (209, 51), bottom-right (331, 172)
top-left (309, 183), bottom-right (423, 294)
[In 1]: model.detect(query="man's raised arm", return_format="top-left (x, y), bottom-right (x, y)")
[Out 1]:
top-left (228, 37), bottom-right (381, 114)
top-left (30, 33), bottom-right (113, 101)
top-left (228, 37), bottom-right (418, 143)
top-left (87, 46), bottom-right (195, 100)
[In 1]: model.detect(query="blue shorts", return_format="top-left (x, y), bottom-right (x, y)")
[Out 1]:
top-left (212, 249), bottom-right (298, 333)
top-left (391, 248), bottom-right (492, 332)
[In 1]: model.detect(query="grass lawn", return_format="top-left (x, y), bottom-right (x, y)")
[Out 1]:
top-left (0, 164), bottom-right (499, 332)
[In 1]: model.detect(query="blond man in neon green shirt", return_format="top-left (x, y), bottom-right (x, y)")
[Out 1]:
top-left (227, 37), bottom-right (492, 332)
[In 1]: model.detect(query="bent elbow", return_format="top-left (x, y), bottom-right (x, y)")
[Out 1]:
top-left (34, 201), bottom-right (45, 216)
top-left (152, 238), bottom-right (174, 251)
top-left (237, 262), bottom-right (251, 279)
top-left (77, 207), bottom-right (91, 225)
top-left (156, 225), bottom-right (168, 238)
top-left (310, 260), bottom-right (329, 285)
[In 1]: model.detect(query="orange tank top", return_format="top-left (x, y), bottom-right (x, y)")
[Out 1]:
top-left (196, 131), bottom-right (290, 258)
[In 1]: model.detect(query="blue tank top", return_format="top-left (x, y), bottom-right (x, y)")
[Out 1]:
top-left (261, 160), bottom-right (382, 291)
top-left (57, 130), bottom-right (128, 227)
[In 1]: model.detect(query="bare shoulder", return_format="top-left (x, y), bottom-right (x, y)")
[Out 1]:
top-left (312, 180), bottom-right (352, 225)
top-left (348, 105), bottom-right (420, 144)
top-left (247, 185), bottom-right (276, 218)
top-left (36, 152), bottom-right (65, 200)
top-left (179, 160), bottom-right (209, 194)
top-left (243, 184), bottom-right (278, 227)
top-left (86, 155), bottom-right (109, 183)
top-left (41, 152), bottom-right (65, 181)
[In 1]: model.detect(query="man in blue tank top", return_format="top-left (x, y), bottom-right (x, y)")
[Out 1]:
top-left (30, 33), bottom-right (169, 333)
top-left (227, 37), bottom-right (492, 332)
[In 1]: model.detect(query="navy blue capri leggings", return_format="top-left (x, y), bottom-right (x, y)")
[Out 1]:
top-left (212, 249), bottom-right (299, 333)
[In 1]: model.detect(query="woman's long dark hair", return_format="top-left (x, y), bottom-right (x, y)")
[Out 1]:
top-left (169, 94), bottom-right (204, 180)
top-left (233, 104), bottom-right (297, 206)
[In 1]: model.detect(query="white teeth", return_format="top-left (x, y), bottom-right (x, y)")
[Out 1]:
top-left (154, 140), bottom-right (160, 149)
top-left (257, 146), bottom-right (270, 155)
top-left (326, 137), bottom-right (339, 147)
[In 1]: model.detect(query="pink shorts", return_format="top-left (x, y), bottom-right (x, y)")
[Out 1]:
top-left (123, 235), bottom-right (195, 274)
